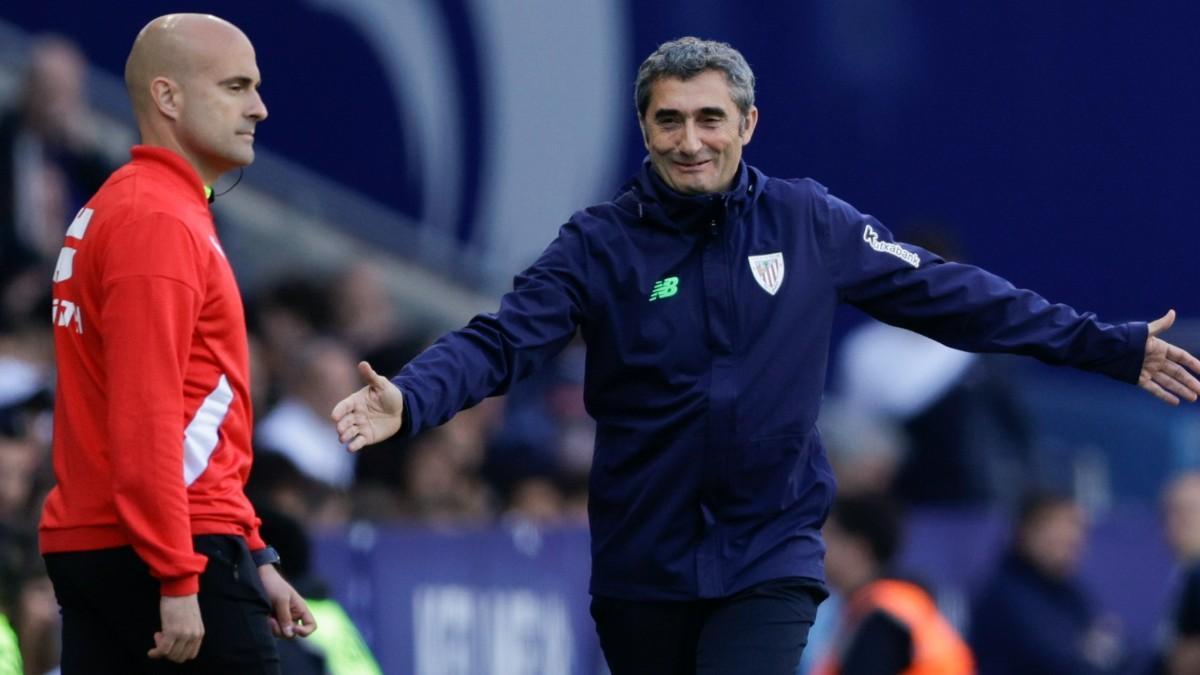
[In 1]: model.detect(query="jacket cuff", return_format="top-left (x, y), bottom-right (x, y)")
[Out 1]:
top-left (393, 380), bottom-right (419, 437)
top-left (161, 573), bottom-right (200, 597)
top-left (1111, 321), bottom-right (1149, 384)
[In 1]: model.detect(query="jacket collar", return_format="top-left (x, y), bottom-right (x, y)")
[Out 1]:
top-left (129, 145), bottom-right (210, 207)
top-left (620, 157), bottom-right (759, 232)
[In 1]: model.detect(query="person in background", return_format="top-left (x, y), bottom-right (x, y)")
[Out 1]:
top-left (0, 607), bottom-right (19, 675)
top-left (1157, 471), bottom-right (1200, 674)
top-left (256, 506), bottom-right (382, 675)
top-left (813, 495), bottom-right (973, 675)
top-left (256, 337), bottom-right (362, 490)
top-left (39, 14), bottom-right (314, 672)
top-left (0, 36), bottom-right (115, 291)
top-left (970, 492), bottom-right (1123, 674)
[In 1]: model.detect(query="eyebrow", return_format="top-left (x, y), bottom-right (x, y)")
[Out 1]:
top-left (218, 76), bottom-right (258, 88)
top-left (653, 106), bottom-right (728, 121)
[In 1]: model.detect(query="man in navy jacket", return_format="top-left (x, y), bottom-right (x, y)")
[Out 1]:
top-left (332, 37), bottom-right (1200, 675)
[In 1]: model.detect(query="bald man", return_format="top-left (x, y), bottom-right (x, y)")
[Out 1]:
top-left (39, 14), bottom-right (313, 674)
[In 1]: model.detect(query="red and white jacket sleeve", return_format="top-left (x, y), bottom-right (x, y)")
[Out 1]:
top-left (100, 213), bottom-right (209, 596)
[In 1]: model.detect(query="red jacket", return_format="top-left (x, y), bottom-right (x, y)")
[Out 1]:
top-left (40, 145), bottom-right (264, 596)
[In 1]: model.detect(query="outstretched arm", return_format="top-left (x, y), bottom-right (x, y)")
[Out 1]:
top-left (331, 361), bottom-right (405, 452)
top-left (1139, 310), bottom-right (1200, 405)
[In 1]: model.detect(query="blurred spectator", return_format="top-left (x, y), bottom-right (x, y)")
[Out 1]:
top-left (0, 428), bottom-right (54, 673)
top-left (0, 290), bottom-right (54, 446)
top-left (0, 436), bottom-right (41, 528)
top-left (0, 522), bottom-right (25, 675)
top-left (0, 606), bottom-right (18, 674)
top-left (331, 261), bottom-right (398, 353)
top-left (246, 450), bottom-right (349, 530)
top-left (503, 476), bottom-right (566, 526)
top-left (1156, 472), bottom-right (1200, 674)
top-left (399, 427), bottom-right (493, 525)
top-left (329, 260), bottom-right (428, 374)
top-left (970, 492), bottom-right (1124, 674)
top-left (257, 337), bottom-right (361, 489)
top-left (11, 561), bottom-right (57, 675)
top-left (813, 494), bottom-right (973, 674)
top-left (836, 226), bottom-right (1034, 506)
top-left (816, 397), bottom-right (906, 498)
top-left (248, 276), bottom-right (334, 402)
top-left (0, 524), bottom-right (55, 675)
top-left (0, 36), bottom-right (114, 295)
top-left (355, 384), bottom-right (503, 525)
top-left (256, 507), bottom-right (382, 675)
top-left (487, 337), bottom-right (594, 490)
top-left (246, 332), bottom-right (274, 420)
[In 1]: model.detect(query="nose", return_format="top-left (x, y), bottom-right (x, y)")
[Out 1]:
top-left (678, 120), bottom-right (702, 155)
top-left (247, 90), bottom-right (268, 122)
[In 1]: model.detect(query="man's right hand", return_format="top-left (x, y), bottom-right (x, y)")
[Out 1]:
top-left (332, 360), bottom-right (405, 451)
top-left (148, 594), bottom-right (204, 662)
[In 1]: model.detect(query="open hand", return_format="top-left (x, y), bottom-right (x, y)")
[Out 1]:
top-left (1139, 310), bottom-right (1200, 405)
top-left (258, 564), bottom-right (316, 638)
top-left (331, 361), bottom-right (405, 451)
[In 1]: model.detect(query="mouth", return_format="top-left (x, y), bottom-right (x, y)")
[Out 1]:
top-left (672, 159), bottom-right (711, 173)
top-left (236, 131), bottom-right (255, 141)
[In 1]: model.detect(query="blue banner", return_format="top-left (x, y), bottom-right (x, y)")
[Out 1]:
top-left (315, 508), bottom-right (1175, 674)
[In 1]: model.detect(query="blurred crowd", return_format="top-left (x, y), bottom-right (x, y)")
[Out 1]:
top-left (2, 33), bottom-right (1199, 675)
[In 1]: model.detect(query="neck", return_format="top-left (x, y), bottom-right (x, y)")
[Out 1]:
top-left (138, 124), bottom-right (223, 186)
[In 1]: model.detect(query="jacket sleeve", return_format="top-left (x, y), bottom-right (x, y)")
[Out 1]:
top-left (100, 213), bottom-right (208, 596)
top-left (394, 221), bottom-right (589, 435)
top-left (814, 187), bottom-right (1147, 383)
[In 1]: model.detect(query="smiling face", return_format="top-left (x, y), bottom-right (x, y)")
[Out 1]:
top-left (640, 69), bottom-right (757, 195)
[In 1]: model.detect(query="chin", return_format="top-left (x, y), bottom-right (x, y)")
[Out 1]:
top-left (228, 149), bottom-right (255, 167)
top-left (671, 178), bottom-right (710, 195)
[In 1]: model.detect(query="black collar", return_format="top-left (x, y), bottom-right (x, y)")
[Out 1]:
top-left (621, 158), bottom-right (757, 232)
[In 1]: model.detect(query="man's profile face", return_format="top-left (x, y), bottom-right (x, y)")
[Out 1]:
top-left (641, 69), bottom-right (757, 195)
top-left (175, 34), bottom-right (267, 178)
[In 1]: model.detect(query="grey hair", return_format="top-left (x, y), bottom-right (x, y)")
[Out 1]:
top-left (634, 37), bottom-right (756, 120)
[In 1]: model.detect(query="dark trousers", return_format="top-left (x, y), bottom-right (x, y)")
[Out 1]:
top-left (591, 577), bottom-right (826, 675)
top-left (44, 535), bottom-right (280, 675)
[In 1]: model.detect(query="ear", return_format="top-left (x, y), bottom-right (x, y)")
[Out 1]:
top-left (150, 76), bottom-right (181, 120)
top-left (739, 106), bottom-right (759, 145)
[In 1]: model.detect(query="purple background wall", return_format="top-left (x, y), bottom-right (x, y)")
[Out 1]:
top-left (4, 2), bottom-right (1196, 318)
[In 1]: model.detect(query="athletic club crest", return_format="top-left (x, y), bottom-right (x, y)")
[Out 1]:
top-left (748, 252), bottom-right (785, 295)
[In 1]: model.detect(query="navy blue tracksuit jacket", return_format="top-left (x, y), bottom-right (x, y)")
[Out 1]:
top-left (393, 160), bottom-right (1146, 601)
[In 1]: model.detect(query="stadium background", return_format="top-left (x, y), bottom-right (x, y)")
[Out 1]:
top-left (1, 2), bottom-right (1198, 673)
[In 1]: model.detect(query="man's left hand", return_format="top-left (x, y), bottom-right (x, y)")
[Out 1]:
top-left (257, 564), bottom-right (317, 639)
top-left (1139, 309), bottom-right (1200, 405)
